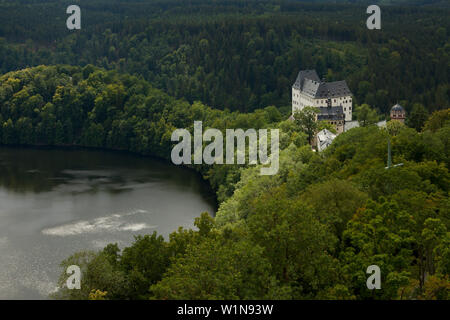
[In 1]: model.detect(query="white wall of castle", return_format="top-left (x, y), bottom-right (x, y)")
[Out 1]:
top-left (292, 87), bottom-right (353, 122)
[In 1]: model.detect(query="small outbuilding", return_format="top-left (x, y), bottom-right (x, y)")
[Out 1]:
top-left (315, 129), bottom-right (337, 152)
top-left (390, 104), bottom-right (406, 123)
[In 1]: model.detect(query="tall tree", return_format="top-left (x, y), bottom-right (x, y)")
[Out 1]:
top-left (407, 103), bottom-right (428, 131)
top-left (293, 107), bottom-right (319, 144)
top-left (356, 104), bottom-right (378, 127)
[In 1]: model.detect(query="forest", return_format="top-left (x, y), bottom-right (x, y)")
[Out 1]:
top-left (0, 0), bottom-right (448, 300)
top-left (0, 65), bottom-right (448, 299)
top-left (0, 0), bottom-right (448, 114)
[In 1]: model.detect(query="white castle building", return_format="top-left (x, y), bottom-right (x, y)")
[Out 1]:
top-left (292, 70), bottom-right (353, 122)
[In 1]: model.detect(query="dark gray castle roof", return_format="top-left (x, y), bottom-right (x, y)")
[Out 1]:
top-left (293, 69), bottom-right (352, 98)
top-left (293, 69), bottom-right (321, 90)
top-left (391, 104), bottom-right (404, 111)
top-left (317, 106), bottom-right (345, 121)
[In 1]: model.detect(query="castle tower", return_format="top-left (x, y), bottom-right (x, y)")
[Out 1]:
top-left (292, 69), bottom-right (352, 122)
top-left (390, 104), bottom-right (406, 123)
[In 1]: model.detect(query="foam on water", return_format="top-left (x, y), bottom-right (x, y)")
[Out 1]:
top-left (41, 209), bottom-right (155, 236)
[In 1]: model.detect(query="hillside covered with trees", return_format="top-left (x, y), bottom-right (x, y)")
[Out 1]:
top-left (0, 65), bottom-right (448, 299)
top-left (0, 0), bottom-right (448, 114)
top-left (0, 0), bottom-right (449, 301)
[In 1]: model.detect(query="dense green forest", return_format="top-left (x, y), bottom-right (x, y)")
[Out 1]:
top-left (0, 65), bottom-right (448, 299)
top-left (0, 0), bottom-right (449, 300)
top-left (0, 0), bottom-right (448, 113)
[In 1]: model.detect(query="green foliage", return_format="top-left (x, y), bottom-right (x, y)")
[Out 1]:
top-left (0, 1), bottom-right (448, 113)
top-left (407, 103), bottom-right (429, 131)
top-left (119, 233), bottom-right (171, 299)
top-left (0, 65), bottom-right (283, 201)
top-left (52, 250), bottom-right (127, 300)
top-left (246, 185), bottom-right (338, 298)
top-left (151, 236), bottom-right (278, 300)
top-left (356, 104), bottom-right (379, 127)
top-left (301, 179), bottom-right (369, 238)
top-left (293, 107), bottom-right (319, 144)
top-left (51, 106), bottom-right (450, 300)
top-left (423, 109), bottom-right (450, 132)
top-left (342, 192), bottom-right (449, 299)
top-left (318, 120), bottom-right (337, 134)
top-left (1, 2), bottom-right (447, 299)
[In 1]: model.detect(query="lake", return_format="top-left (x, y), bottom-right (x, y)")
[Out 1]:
top-left (0, 147), bottom-right (216, 299)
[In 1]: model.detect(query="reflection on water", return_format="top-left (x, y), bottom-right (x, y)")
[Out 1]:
top-left (0, 147), bottom-right (216, 299)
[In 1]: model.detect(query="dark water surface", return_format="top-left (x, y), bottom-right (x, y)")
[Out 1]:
top-left (0, 147), bottom-right (216, 299)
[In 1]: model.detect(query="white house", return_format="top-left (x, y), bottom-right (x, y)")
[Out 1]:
top-left (316, 129), bottom-right (337, 152)
top-left (292, 70), bottom-right (353, 122)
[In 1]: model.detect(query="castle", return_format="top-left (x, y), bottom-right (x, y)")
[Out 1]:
top-left (292, 70), bottom-right (352, 134)
top-left (291, 69), bottom-right (406, 151)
